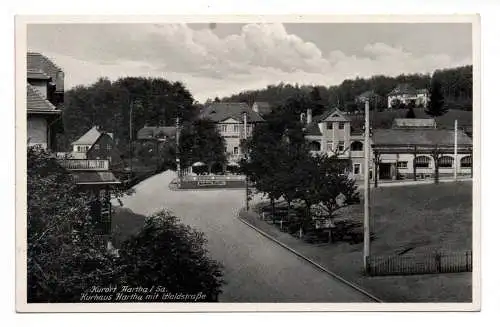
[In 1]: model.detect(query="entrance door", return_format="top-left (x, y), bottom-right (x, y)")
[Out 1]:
top-left (379, 163), bottom-right (392, 180)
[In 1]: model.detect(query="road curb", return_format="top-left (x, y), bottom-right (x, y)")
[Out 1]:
top-left (237, 210), bottom-right (384, 303)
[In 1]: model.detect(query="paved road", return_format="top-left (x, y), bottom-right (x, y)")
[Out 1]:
top-left (118, 171), bottom-right (374, 303)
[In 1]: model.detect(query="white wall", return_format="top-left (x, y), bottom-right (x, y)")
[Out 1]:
top-left (27, 116), bottom-right (48, 149)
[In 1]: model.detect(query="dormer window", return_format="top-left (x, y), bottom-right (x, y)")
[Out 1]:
top-left (339, 122), bottom-right (345, 130)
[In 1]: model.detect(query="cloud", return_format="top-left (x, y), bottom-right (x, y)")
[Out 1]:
top-left (27, 23), bottom-right (472, 101)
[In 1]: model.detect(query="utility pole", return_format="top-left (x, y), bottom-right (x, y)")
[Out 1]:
top-left (454, 119), bottom-right (458, 181)
top-left (176, 116), bottom-right (181, 180)
top-left (243, 112), bottom-right (249, 211)
top-left (363, 100), bottom-right (371, 274)
top-left (129, 99), bottom-right (134, 178)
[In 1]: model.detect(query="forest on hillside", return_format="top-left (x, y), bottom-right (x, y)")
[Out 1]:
top-left (59, 77), bottom-right (201, 152)
top-left (219, 65), bottom-right (473, 112)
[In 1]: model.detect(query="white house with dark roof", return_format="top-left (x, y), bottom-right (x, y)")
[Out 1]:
top-left (199, 102), bottom-right (265, 163)
top-left (387, 83), bottom-right (429, 109)
top-left (26, 52), bottom-right (64, 151)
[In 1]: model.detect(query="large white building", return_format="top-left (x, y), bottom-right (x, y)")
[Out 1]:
top-left (303, 108), bottom-right (473, 183)
top-left (387, 83), bottom-right (429, 109)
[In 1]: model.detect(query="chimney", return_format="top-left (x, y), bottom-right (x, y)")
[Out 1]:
top-left (306, 108), bottom-right (312, 124)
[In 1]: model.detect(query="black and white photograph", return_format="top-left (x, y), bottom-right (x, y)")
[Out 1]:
top-left (15, 15), bottom-right (480, 311)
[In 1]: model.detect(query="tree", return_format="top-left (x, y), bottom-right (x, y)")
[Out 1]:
top-left (118, 210), bottom-right (224, 301)
top-left (179, 118), bottom-right (226, 170)
top-left (426, 78), bottom-right (447, 117)
top-left (406, 107), bottom-right (416, 118)
top-left (27, 146), bottom-right (119, 302)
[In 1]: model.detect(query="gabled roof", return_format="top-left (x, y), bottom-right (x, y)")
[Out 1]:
top-left (71, 126), bottom-right (110, 145)
top-left (70, 171), bottom-right (121, 185)
top-left (388, 83), bottom-right (418, 96)
top-left (357, 90), bottom-right (379, 99)
top-left (27, 52), bottom-right (64, 92)
top-left (372, 129), bottom-right (472, 146)
top-left (199, 102), bottom-right (265, 123)
top-left (393, 118), bottom-right (436, 129)
top-left (27, 83), bottom-right (58, 112)
top-left (304, 108), bottom-right (348, 136)
top-left (137, 126), bottom-right (177, 140)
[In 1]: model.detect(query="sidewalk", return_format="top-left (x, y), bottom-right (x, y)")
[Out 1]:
top-left (238, 208), bottom-right (472, 302)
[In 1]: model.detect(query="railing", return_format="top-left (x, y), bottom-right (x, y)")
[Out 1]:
top-left (181, 175), bottom-right (246, 182)
top-left (58, 159), bottom-right (110, 171)
top-left (368, 250), bottom-right (472, 276)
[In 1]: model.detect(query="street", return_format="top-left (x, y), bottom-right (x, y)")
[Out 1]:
top-left (117, 171), bottom-right (375, 302)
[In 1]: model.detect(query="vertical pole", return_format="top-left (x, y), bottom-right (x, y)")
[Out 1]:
top-left (176, 116), bottom-right (181, 179)
top-left (129, 99), bottom-right (133, 177)
top-left (363, 100), bottom-right (371, 273)
top-left (454, 120), bottom-right (458, 181)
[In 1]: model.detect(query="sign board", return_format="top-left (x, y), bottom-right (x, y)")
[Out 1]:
top-left (314, 218), bottom-right (335, 229)
top-left (197, 180), bottom-right (227, 187)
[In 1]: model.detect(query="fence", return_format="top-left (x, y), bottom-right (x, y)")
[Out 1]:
top-left (368, 250), bottom-right (472, 276)
top-left (58, 159), bottom-right (109, 171)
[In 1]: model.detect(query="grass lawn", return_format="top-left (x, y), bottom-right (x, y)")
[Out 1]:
top-left (241, 181), bottom-right (473, 302)
top-left (349, 181), bottom-right (472, 256)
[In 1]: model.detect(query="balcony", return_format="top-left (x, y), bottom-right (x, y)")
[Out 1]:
top-left (58, 159), bottom-right (110, 171)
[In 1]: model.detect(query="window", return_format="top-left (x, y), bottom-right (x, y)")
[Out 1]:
top-left (224, 146), bottom-right (228, 153)
top-left (350, 141), bottom-right (363, 151)
top-left (438, 156), bottom-right (454, 168)
top-left (353, 163), bottom-right (361, 175)
top-left (461, 155), bottom-right (472, 168)
top-left (337, 141), bottom-right (345, 152)
top-left (339, 122), bottom-right (345, 130)
top-left (309, 141), bottom-right (321, 151)
top-left (94, 144), bottom-right (100, 150)
top-left (221, 124), bottom-right (227, 133)
top-left (233, 147), bottom-right (239, 155)
top-left (397, 161), bottom-right (408, 169)
top-left (326, 122), bottom-right (333, 130)
top-left (326, 141), bottom-right (333, 152)
top-left (106, 144), bottom-right (112, 150)
top-left (233, 124), bottom-right (239, 133)
top-left (414, 156), bottom-right (431, 168)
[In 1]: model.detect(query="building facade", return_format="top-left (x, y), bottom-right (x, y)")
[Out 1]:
top-left (26, 52), bottom-right (65, 151)
top-left (68, 126), bottom-right (122, 166)
top-left (199, 102), bottom-right (265, 164)
top-left (304, 109), bottom-right (473, 183)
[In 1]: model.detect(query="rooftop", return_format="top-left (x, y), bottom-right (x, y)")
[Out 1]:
top-left (71, 126), bottom-right (112, 145)
top-left (372, 128), bottom-right (472, 146)
top-left (27, 52), bottom-right (64, 92)
top-left (388, 83), bottom-right (418, 96)
top-left (199, 102), bottom-right (265, 123)
top-left (392, 118), bottom-right (437, 129)
top-left (304, 108), bottom-right (348, 136)
top-left (27, 84), bottom-right (59, 113)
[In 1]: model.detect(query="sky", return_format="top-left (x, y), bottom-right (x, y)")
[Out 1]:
top-left (27, 22), bottom-right (473, 102)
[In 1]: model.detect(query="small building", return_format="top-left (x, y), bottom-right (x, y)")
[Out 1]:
top-left (387, 84), bottom-right (429, 109)
top-left (69, 126), bottom-right (122, 167)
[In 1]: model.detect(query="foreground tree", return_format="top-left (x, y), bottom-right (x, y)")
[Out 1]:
top-left (426, 78), bottom-right (447, 117)
top-left (118, 210), bottom-right (224, 301)
top-left (27, 146), bottom-right (118, 302)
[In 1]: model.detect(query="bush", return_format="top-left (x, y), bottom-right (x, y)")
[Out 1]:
top-left (118, 210), bottom-right (225, 301)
